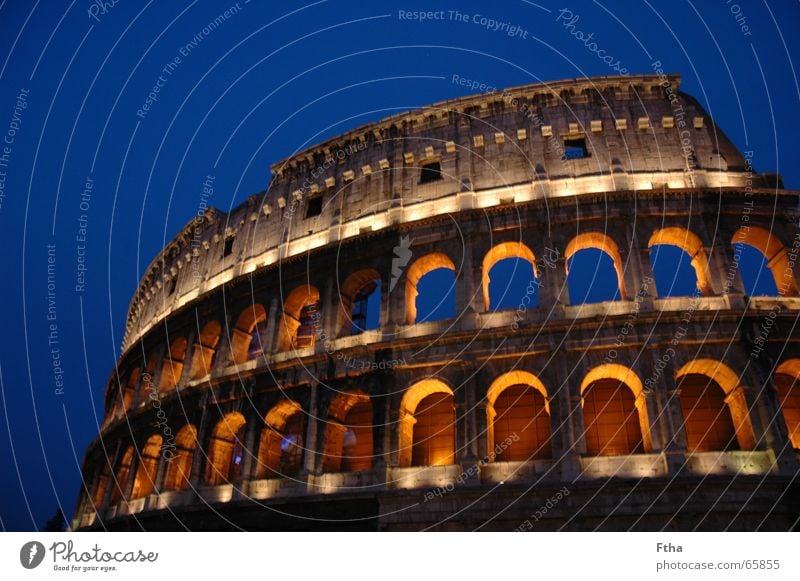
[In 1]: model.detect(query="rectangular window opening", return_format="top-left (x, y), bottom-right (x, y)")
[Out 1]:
top-left (419, 161), bottom-right (442, 184)
top-left (223, 237), bottom-right (234, 258)
top-left (305, 195), bottom-right (323, 218)
top-left (563, 138), bottom-right (589, 160)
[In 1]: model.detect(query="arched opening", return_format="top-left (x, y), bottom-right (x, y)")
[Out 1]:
top-left (121, 368), bottom-right (139, 414)
top-left (580, 364), bottom-right (649, 456)
top-left (399, 379), bottom-right (455, 467)
top-left (774, 360), bottom-right (800, 449)
top-left (734, 243), bottom-right (780, 296)
top-left (565, 233), bottom-right (625, 304)
top-left (164, 424), bottom-right (197, 491)
top-left (405, 253), bottom-right (456, 324)
top-left (277, 286), bottom-right (321, 352)
top-left (93, 463), bottom-right (111, 507)
top-left (677, 374), bottom-right (738, 452)
top-left (159, 338), bottom-right (187, 392)
top-left (132, 435), bottom-right (162, 498)
top-left (337, 269), bottom-right (381, 337)
top-left (486, 371), bottom-right (551, 461)
top-left (205, 412), bottom-right (247, 486)
top-left (110, 446), bottom-right (134, 505)
top-left (322, 391), bottom-right (373, 473)
top-left (189, 320), bottom-right (221, 380)
top-left (732, 226), bottom-right (798, 297)
top-left (648, 228), bottom-right (712, 297)
top-left (231, 304), bottom-right (267, 364)
top-left (675, 359), bottom-right (755, 451)
top-left (140, 351), bottom-right (160, 400)
top-left (257, 401), bottom-right (305, 479)
top-left (482, 242), bottom-right (539, 311)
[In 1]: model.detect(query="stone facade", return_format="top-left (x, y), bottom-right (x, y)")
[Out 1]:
top-left (74, 74), bottom-right (800, 531)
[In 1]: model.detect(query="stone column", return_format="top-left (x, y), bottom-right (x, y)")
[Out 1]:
top-left (371, 392), bottom-right (389, 468)
top-left (567, 390), bottom-right (585, 455)
top-left (537, 240), bottom-right (567, 312)
top-left (709, 241), bottom-right (746, 305)
top-left (320, 275), bottom-right (337, 352)
top-left (319, 419), bottom-right (343, 473)
top-left (264, 297), bottom-right (279, 353)
top-left (727, 384), bottom-right (759, 450)
top-left (474, 401), bottom-right (490, 462)
top-left (177, 329), bottom-right (196, 388)
top-left (455, 373), bottom-right (478, 462)
top-left (302, 384), bottom-right (319, 475)
top-left (189, 396), bottom-right (210, 488)
top-left (657, 360), bottom-right (686, 452)
top-left (187, 344), bottom-right (214, 382)
top-left (212, 310), bottom-right (240, 373)
top-left (631, 226), bottom-right (657, 306)
top-left (385, 269), bottom-right (407, 328)
top-left (559, 363), bottom-right (584, 481)
top-left (153, 451), bottom-right (169, 494)
top-left (147, 343), bottom-right (168, 393)
top-left (122, 450), bottom-right (140, 503)
top-left (657, 362), bottom-right (689, 475)
top-left (236, 419), bottom-right (260, 497)
top-left (546, 393), bottom-right (565, 458)
top-left (455, 236), bottom-right (481, 326)
top-left (100, 441), bottom-right (123, 510)
top-left (621, 224), bottom-right (646, 301)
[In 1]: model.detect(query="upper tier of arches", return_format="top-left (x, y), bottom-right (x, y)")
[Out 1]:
top-left (105, 220), bottom-right (800, 418)
top-left (123, 73), bottom-right (763, 351)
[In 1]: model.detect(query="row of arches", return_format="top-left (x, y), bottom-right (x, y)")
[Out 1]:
top-left (410, 225), bottom-right (797, 320)
top-left (94, 357), bottom-right (800, 508)
top-left (109, 224), bottom-right (798, 416)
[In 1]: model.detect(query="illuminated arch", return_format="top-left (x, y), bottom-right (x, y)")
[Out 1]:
top-left (164, 424), bottom-right (197, 491)
top-left (774, 359), bottom-right (800, 449)
top-left (405, 253), bottom-right (456, 325)
top-left (675, 359), bottom-right (755, 450)
top-left (231, 304), bottom-right (267, 364)
top-left (120, 368), bottom-right (139, 414)
top-left (159, 337), bottom-right (188, 392)
top-left (277, 285), bottom-right (321, 352)
top-left (189, 320), bottom-right (221, 380)
top-left (648, 227), bottom-right (713, 296)
top-left (322, 390), bottom-right (373, 473)
top-left (732, 226), bottom-right (798, 296)
top-left (482, 242), bottom-right (539, 311)
top-left (336, 268), bottom-right (381, 337)
top-left (580, 363), bottom-right (651, 454)
top-left (132, 434), bottom-right (162, 498)
top-left (205, 412), bottom-right (247, 486)
top-left (110, 446), bottom-right (134, 505)
top-left (565, 232), bottom-right (626, 301)
top-left (486, 370), bottom-right (551, 461)
top-left (398, 379), bottom-right (455, 467)
top-left (93, 463), bottom-right (111, 507)
top-left (257, 400), bottom-right (305, 479)
top-left (139, 350), bottom-right (160, 399)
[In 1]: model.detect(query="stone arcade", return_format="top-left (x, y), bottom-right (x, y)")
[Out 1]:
top-left (75, 75), bottom-right (800, 531)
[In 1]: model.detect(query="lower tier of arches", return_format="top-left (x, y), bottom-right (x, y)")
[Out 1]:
top-left (76, 350), bottom-right (800, 529)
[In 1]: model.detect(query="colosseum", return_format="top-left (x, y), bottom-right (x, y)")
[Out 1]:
top-left (74, 74), bottom-right (800, 531)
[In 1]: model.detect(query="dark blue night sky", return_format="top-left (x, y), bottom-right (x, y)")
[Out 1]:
top-left (0, 0), bottom-right (798, 531)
